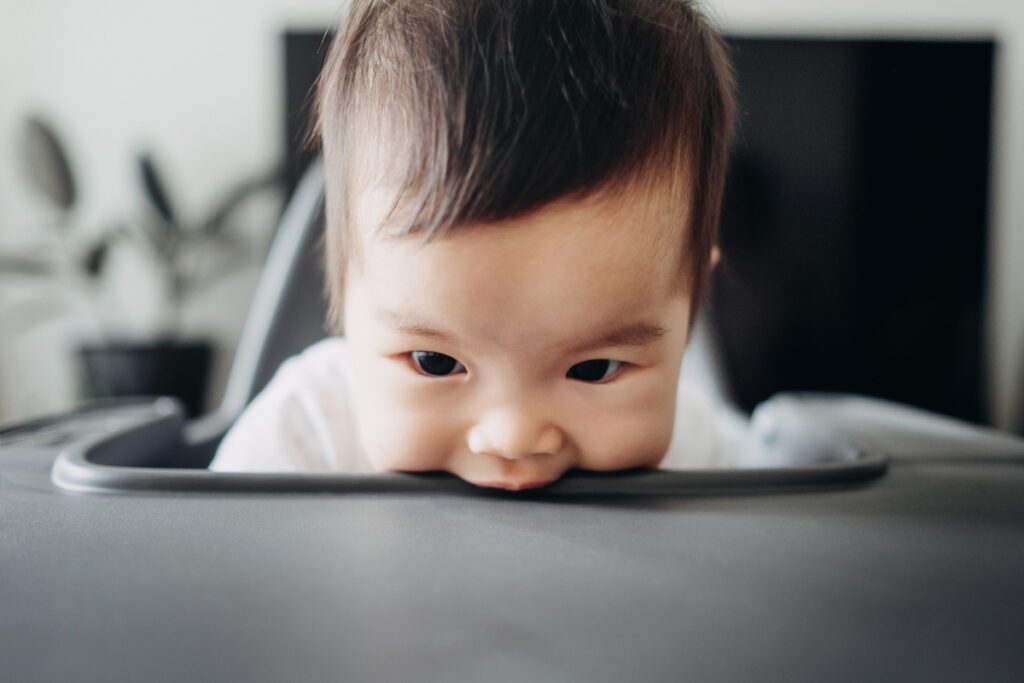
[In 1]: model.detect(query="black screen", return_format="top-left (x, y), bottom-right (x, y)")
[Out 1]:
top-left (714, 38), bottom-right (993, 422)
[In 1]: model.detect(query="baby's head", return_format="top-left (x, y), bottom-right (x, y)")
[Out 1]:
top-left (315, 0), bottom-right (735, 489)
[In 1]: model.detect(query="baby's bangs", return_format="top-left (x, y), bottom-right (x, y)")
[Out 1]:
top-left (332, 0), bottom-right (708, 242)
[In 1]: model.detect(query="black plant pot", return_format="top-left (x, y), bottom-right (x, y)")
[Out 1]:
top-left (77, 340), bottom-right (214, 418)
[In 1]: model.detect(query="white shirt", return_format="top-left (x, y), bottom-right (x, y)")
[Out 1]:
top-left (210, 337), bottom-right (736, 473)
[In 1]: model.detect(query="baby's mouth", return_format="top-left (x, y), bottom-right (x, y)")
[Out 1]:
top-left (459, 451), bottom-right (574, 491)
top-left (473, 467), bottom-right (566, 490)
top-left (477, 478), bottom-right (551, 491)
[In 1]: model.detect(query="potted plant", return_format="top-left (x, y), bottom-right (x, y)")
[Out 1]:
top-left (2, 116), bottom-right (281, 416)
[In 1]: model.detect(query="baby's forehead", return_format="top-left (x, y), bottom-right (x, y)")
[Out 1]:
top-left (350, 173), bottom-right (691, 257)
top-left (349, 180), bottom-right (693, 326)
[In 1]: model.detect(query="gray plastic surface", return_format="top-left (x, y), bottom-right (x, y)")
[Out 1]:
top-left (3, 397), bottom-right (1024, 682)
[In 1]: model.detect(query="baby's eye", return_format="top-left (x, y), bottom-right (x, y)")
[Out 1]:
top-left (566, 359), bottom-right (624, 383)
top-left (410, 351), bottom-right (466, 377)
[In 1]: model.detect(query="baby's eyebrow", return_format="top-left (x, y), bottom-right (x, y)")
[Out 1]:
top-left (380, 311), bottom-right (460, 345)
top-left (564, 321), bottom-right (669, 355)
top-left (381, 310), bottom-right (668, 355)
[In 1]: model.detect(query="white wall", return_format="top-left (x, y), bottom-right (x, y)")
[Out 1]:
top-left (0, 0), bottom-right (340, 421)
top-left (1, 0), bottom-right (1022, 429)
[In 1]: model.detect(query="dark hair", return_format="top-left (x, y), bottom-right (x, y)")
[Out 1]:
top-left (314, 0), bottom-right (735, 331)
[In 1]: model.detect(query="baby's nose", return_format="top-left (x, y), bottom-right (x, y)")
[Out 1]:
top-left (467, 410), bottom-right (564, 460)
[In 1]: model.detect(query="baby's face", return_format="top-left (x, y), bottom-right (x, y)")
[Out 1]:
top-left (342, 184), bottom-right (693, 490)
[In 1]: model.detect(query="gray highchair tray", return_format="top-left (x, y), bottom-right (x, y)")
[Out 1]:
top-left (2, 392), bottom-right (1024, 683)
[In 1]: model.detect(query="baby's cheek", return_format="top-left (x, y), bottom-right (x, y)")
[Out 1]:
top-left (354, 382), bottom-right (461, 473)
top-left (577, 412), bottom-right (674, 470)
top-left (572, 384), bottom-right (678, 471)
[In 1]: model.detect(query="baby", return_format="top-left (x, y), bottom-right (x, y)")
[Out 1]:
top-left (211, 0), bottom-right (736, 489)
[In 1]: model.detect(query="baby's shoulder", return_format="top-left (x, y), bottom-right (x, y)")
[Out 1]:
top-left (273, 337), bottom-right (359, 428)
top-left (276, 336), bottom-right (352, 388)
top-left (211, 336), bottom-right (359, 472)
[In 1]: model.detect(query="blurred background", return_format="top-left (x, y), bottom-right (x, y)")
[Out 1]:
top-left (1, 0), bottom-right (1023, 434)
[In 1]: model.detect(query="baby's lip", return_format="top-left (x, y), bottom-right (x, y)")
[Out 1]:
top-left (477, 478), bottom-right (550, 491)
